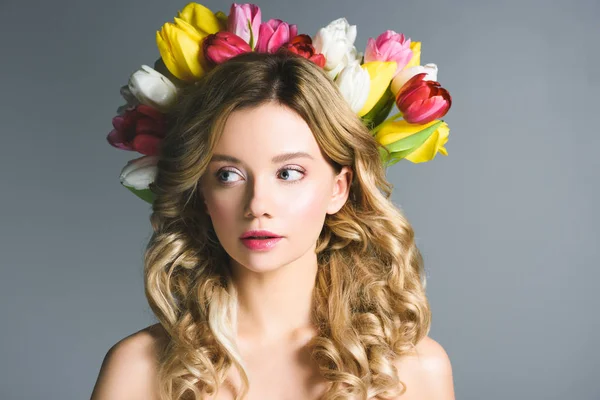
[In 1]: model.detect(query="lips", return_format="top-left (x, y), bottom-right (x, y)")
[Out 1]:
top-left (240, 230), bottom-right (282, 239)
top-left (240, 236), bottom-right (283, 251)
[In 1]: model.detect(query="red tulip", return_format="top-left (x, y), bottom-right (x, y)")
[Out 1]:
top-left (203, 31), bottom-right (252, 66)
top-left (395, 73), bottom-right (452, 124)
top-left (107, 105), bottom-right (166, 155)
top-left (283, 34), bottom-right (326, 68)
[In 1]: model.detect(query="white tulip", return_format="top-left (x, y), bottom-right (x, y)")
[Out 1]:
top-left (313, 18), bottom-right (357, 76)
top-left (119, 155), bottom-right (159, 190)
top-left (390, 63), bottom-right (438, 96)
top-left (335, 61), bottom-right (370, 113)
top-left (128, 65), bottom-right (178, 112)
top-left (325, 46), bottom-right (363, 80)
top-left (116, 85), bottom-right (140, 115)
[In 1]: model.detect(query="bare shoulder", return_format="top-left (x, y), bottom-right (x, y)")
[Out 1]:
top-left (90, 323), bottom-right (170, 400)
top-left (392, 335), bottom-right (455, 400)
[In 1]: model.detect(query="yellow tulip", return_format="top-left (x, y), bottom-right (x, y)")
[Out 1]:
top-left (178, 2), bottom-right (223, 35)
top-left (404, 41), bottom-right (421, 70)
top-left (375, 119), bottom-right (449, 163)
top-left (215, 11), bottom-right (229, 31)
top-left (156, 3), bottom-right (222, 82)
top-left (358, 61), bottom-right (397, 117)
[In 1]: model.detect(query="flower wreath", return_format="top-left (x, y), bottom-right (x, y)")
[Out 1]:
top-left (107, 2), bottom-right (452, 204)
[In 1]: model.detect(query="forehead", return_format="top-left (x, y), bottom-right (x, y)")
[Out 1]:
top-left (213, 102), bottom-right (321, 160)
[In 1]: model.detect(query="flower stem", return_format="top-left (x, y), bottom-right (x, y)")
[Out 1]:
top-left (371, 111), bottom-right (403, 135)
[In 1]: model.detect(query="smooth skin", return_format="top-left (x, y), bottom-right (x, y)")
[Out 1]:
top-left (91, 102), bottom-right (455, 399)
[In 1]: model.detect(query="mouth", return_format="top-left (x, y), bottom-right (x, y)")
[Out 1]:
top-left (239, 236), bottom-right (283, 251)
top-left (240, 230), bottom-right (283, 240)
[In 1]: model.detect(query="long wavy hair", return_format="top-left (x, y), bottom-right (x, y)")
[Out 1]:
top-left (144, 50), bottom-right (431, 400)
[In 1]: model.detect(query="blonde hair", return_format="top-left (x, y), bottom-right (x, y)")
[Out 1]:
top-left (144, 50), bottom-right (431, 399)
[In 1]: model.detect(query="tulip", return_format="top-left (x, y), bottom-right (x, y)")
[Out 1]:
top-left (119, 155), bottom-right (159, 203)
top-left (390, 63), bottom-right (438, 97)
top-left (128, 65), bottom-right (178, 113)
top-left (361, 87), bottom-right (395, 129)
top-left (107, 105), bottom-right (166, 156)
top-left (357, 61), bottom-right (397, 117)
top-left (395, 73), bottom-right (451, 124)
top-left (283, 35), bottom-right (326, 68)
top-left (405, 41), bottom-right (421, 70)
top-left (228, 3), bottom-right (261, 49)
top-left (116, 85), bottom-right (139, 115)
top-left (313, 18), bottom-right (357, 77)
top-left (375, 119), bottom-right (449, 164)
top-left (156, 3), bottom-right (222, 82)
top-left (203, 31), bottom-right (252, 66)
top-left (335, 61), bottom-right (370, 113)
top-left (364, 30), bottom-right (413, 76)
top-left (326, 46), bottom-right (362, 80)
top-left (215, 11), bottom-right (228, 31)
top-left (178, 2), bottom-right (223, 35)
top-left (256, 19), bottom-right (298, 53)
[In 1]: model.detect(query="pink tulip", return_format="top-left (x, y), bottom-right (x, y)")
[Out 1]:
top-left (203, 31), bottom-right (252, 66)
top-left (228, 3), bottom-right (261, 49)
top-left (256, 19), bottom-right (298, 53)
top-left (395, 73), bottom-right (452, 124)
top-left (364, 30), bottom-right (413, 76)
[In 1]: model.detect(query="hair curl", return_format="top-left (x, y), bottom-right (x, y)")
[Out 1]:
top-left (144, 50), bottom-right (431, 400)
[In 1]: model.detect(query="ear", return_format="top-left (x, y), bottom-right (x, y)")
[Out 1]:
top-left (326, 166), bottom-right (353, 215)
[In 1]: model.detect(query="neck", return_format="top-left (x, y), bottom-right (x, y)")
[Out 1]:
top-left (230, 245), bottom-right (319, 345)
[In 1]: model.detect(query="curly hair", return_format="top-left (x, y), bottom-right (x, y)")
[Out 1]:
top-left (144, 50), bottom-right (431, 400)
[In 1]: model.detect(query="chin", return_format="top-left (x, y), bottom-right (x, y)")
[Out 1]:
top-left (230, 254), bottom-right (289, 274)
top-left (227, 239), bottom-right (289, 273)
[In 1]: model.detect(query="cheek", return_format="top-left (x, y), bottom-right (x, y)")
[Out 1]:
top-left (287, 186), bottom-right (328, 219)
top-left (204, 192), bottom-right (236, 225)
top-left (283, 182), bottom-right (331, 235)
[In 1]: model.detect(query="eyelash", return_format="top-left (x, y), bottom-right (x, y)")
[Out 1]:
top-left (215, 166), bottom-right (305, 185)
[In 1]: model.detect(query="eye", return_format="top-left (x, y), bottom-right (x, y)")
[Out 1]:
top-left (215, 168), bottom-right (242, 184)
top-left (278, 167), bottom-right (304, 183)
top-left (215, 167), bottom-right (305, 185)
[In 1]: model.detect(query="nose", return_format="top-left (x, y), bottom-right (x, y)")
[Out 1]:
top-left (244, 174), bottom-right (273, 218)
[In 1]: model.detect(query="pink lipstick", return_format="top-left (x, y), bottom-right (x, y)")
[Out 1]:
top-left (240, 229), bottom-right (283, 251)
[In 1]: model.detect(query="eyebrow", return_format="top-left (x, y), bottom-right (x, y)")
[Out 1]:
top-left (209, 151), bottom-right (315, 164)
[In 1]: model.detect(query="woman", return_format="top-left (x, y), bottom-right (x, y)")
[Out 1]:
top-left (91, 51), bottom-right (455, 400)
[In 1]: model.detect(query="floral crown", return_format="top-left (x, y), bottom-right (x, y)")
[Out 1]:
top-left (108, 2), bottom-right (452, 204)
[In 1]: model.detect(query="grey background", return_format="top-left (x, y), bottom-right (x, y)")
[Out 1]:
top-left (1, 0), bottom-right (598, 398)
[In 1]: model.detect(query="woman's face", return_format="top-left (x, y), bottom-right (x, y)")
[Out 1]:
top-left (200, 102), bottom-right (352, 273)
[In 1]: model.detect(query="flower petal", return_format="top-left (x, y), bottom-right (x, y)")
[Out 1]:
top-left (375, 119), bottom-right (441, 145)
top-left (132, 134), bottom-right (162, 156)
top-left (107, 129), bottom-right (133, 151)
top-left (268, 22), bottom-right (290, 52)
top-left (178, 2), bottom-right (221, 35)
top-left (404, 41), bottom-right (421, 70)
top-left (156, 27), bottom-right (183, 80)
top-left (358, 61), bottom-right (397, 117)
top-left (405, 122), bottom-right (450, 163)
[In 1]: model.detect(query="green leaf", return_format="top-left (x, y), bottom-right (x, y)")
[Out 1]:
top-left (386, 157), bottom-right (403, 166)
top-left (125, 186), bottom-right (155, 204)
top-left (362, 87), bottom-right (395, 129)
top-left (378, 146), bottom-right (404, 168)
top-left (378, 145), bottom-right (389, 161)
top-left (383, 120), bottom-right (443, 153)
top-left (248, 19), bottom-right (255, 49)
